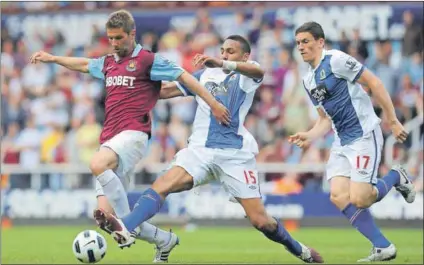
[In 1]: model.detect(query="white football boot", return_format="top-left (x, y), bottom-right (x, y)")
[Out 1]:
top-left (357, 244), bottom-right (397, 262)
top-left (296, 242), bottom-right (324, 263)
top-left (153, 231), bottom-right (180, 263)
top-left (392, 165), bottom-right (416, 203)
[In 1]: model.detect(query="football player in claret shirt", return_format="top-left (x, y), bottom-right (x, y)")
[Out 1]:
top-left (30, 9), bottom-right (230, 262)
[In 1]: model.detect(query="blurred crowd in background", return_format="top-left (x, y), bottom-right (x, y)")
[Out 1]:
top-left (1, 2), bottom-right (423, 194)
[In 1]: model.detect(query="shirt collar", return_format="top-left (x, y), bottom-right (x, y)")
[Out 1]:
top-left (131, 44), bottom-right (143, 57)
top-left (310, 49), bottom-right (327, 72)
top-left (113, 44), bottom-right (143, 62)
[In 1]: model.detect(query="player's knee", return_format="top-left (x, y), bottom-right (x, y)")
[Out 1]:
top-left (90, 154), bottom-right (117, 176)
top-left (152, 167), bottom-right (193, 197)
top-left (250, 214), bottom-right (274, 232)
top-left (330, 192), bottom-right (350, 209)
top-left (350, 195), bottom-right (372, 209)
top-left (151, 176), bottom-right (174, 197)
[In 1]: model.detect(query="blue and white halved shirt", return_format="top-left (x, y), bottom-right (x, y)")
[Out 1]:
top-left (176, 61), bottom-right (262, 154)
top-left (302, 49), bottom-right (380, 146)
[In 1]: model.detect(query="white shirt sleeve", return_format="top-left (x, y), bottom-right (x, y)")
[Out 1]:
top-left (330, 50), bottom-right (365, 83)
top-left (239, 60), bottom-right (263, 93)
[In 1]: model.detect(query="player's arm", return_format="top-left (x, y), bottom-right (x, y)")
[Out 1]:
top-left (177, 72), bottom-right (223, 107)
top-left (193, 54), bottom-right (264, 80)
top-left (331, 51), bottom-right (408, 142)
top-left (52, 56), bottom-right (90, 73)
top-left (307, 108), bottom-right (332, 140)
top-left (30, 51), bottom-right (89, 73)
top-left (288, 108), bottom-right (332, 148)
top-left (356, 70), bottom-right (397, 124)
top-left (150, 54), bottom-right (230, 125)
top-left (223, 60), bottom-right (264, 80)
top-left (357, 69), bottom-right (408, 142)
top-left (159, 82), bottom-right (184, 99)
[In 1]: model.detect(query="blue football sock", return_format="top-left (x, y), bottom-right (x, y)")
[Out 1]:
top-left (342, 203), bottom-right (391, 248)
top-left (261, 218), bottom-right (302, 256)
top-left (375, 170), bottom-right (400, 202)
top-left (122, 188), bottom-right (163, 232)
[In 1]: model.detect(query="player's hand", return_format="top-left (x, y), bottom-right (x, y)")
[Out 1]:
top-left (29, 50), bottom-right (55, 64)
top-left (211, 101), bottom-right (231, 126)
top-left (193, 54), bottom-right (223, 68)
top-left (288, 132), bottom-right (312, 149)
top-left (390, 119), bottom-right (408, 143)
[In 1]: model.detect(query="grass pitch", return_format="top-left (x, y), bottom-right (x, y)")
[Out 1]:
top-left (1, 226), bottom-right (423, 264)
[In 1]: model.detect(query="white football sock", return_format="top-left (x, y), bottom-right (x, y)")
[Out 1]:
top-left (96, 169), bottom-right (170, 247)
top-left (96, 169), bottom-right (130, 218)
top-left (97, 169), bottom-right (170, 247)
top-left (137, 222), bottom-right (171, 247)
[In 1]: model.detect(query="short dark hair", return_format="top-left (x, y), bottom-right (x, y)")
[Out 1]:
top-left (295, 22), bottom-right (325, 40)
top-left (226, 35), bottom-right (251, 53)
top-left (106, 9), bottom-right (135, 34)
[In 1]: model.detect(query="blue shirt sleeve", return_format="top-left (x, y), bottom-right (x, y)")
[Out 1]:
top-left (150, 54), bottom-right (184, 81)
top-left (88, 56), bottom-right (106, 80)
top-left (175, 69), bottom-right (205, 97)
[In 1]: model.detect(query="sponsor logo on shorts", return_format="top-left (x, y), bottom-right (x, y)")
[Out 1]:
top-left (248, 185), bottom-right (257, 190)
top-left (358, 170), bottom-right (368, 175)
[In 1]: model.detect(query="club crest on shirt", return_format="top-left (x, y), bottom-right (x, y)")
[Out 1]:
top-left (126, 60), bottom-right (137, 72)
top-left (319, 69), bottom-right (326, 80)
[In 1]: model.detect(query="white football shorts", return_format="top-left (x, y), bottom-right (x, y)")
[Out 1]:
top-left (170, 146), bottom-right (261, 199)
top-left (326, 126), bottom-right (384, 184)
top-left (95, 130), bottom-right (149, 197)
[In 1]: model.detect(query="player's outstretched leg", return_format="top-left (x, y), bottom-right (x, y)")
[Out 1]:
top-left (239, 198), bottom-right (323, 263)
top-left (95, 179), bottom-right (179, 261)
top-left (94, 208), bottom-right (179, 263)
top-left (97, 166), bottom-right (193, 260)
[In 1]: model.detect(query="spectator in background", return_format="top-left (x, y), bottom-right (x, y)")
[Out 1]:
top-left (405, 51), bottom-right (423, 86)
top-left (1, 122), bottom-right (20, 165)
top-left (1, 40), bottom-right (15, 76)
top-left (272, 47), bottom-right (291, 100)
top-left (232, 12), bottom-right (251, 38)
top-left (367, 40), bottom-right (399, 98)
top-left (350, 28), bottom-right (369, 61)
top-left (397, 74), bottom-right (421, 120)
top-left (3, 92), bottom-right (26, 130)
top-left (141, 31), bottom-right (159, 52)
top-left (14, 116), bottom-right (42, 169)
top-left (76, 111), bottom-right (102, 165)
top-left (255, 86), bottom-right (280, 123)
top-left (2, 123), bottom-right (24, 189)
top-left (402, 10), bottom-right (423, 57)
top-left (338, 31), bottom-right (350, 53)
top-left (280, 61), bottom-right (311, 135)
top-left (147, 122), bottom-right (177, 163)
top-left (14, 40), bottom-right (29, 70)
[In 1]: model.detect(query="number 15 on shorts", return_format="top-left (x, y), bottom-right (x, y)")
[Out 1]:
top-left (244, 170), bottom-right (257, 184)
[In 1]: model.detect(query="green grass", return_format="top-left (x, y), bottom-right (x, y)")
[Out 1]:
top-left (1, 226), bottom-right (423, 264)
